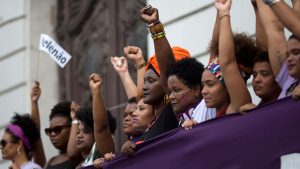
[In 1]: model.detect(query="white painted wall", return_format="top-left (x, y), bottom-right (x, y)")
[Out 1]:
top-left (0, 0), bottom-right (59, 168)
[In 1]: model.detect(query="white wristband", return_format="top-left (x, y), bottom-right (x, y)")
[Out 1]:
top-left (72, 120), bottom-right (79, 124)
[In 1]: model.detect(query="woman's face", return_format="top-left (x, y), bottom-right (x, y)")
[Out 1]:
top-left (132, 99), bottom-right (154, 132)
top-left (76, 123), bottom-right (94, 153)
top-left (252, 61), bottom-right (280, 100)
top-left (168, 75), bottom-right (201, 114)
top-left (143, 69), bottom-right (165, 105)
top-left (287, 38), bottom-right (300, 79)
top-left (46, 116), bottom-right (71, 151)
top-left (123, 102), bottom-right (142, 137)
top-left (0, 132), bottom-right (19, 160)
top-left (201, 70), bottom-right (229, 109)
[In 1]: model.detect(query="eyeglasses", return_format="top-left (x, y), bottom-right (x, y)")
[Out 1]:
top-left (0, 139), bottom-right (17, 148)
top-left (45, 125), bottom-right (71, 136)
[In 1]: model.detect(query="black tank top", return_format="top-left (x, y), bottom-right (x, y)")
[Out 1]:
top-left (45, 160), bottom-right (77, 169)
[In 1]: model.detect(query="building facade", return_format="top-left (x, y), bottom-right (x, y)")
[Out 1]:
top-left (0, 0), bottom-right (59, 168)
top-left (0, 0), bottom-right (293, 168)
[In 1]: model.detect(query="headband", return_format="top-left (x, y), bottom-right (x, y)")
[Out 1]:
top-left (7, 124), bottom-right (32, 150)
top-left (206, 58), bottom-right (224, 84)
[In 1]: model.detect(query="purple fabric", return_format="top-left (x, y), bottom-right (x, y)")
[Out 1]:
top-left (7, 124), bottom-right (31, 150)
top-left (80, 166), bottom-right (97, 169)
top-left (104, 97), bottom-right (300, 169)
top-left (276, 62), bottom-right (297, 99)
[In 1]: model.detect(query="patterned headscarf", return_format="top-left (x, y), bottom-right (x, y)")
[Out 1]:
top-left (206, 58), bottom-right (224, 84)
top-left (206, 57), bottom-right (252, 84)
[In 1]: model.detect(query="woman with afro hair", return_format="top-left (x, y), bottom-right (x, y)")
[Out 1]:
top-left (1, 113), bottom-right (42, 169)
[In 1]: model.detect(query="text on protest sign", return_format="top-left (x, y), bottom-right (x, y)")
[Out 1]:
top-left (39, 34), bottom-right (71, 68)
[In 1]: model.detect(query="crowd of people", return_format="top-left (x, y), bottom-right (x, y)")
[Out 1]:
top-left (1, 0), bottom-right (300, 168)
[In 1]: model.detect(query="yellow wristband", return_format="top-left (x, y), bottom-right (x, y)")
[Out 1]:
top-left (151, 31), bottom-right (166, 40)
top-left (152, 33), bottom-right (166, 40)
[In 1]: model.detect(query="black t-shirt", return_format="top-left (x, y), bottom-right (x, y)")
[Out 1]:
top-left (143, 103), bottom-right (178, 141)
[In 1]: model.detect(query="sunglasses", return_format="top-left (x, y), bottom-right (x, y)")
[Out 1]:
top-left (0, 139), bottom-right (17, 148)
top-left (45, 125), bottom-right (71, 136)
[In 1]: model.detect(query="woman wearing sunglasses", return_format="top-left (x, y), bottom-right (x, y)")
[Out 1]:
top-left (1, 113), bottom-right (42, 169)
top-left (31, 82), bottom-right (81, 169)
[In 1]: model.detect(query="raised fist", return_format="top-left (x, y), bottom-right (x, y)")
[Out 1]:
top-left (139, 5), bottom-right (159, 24)
top-left (31, 81), bottom-right (41, 103)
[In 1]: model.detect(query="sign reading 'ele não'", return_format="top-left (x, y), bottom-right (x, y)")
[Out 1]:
top-left (39, 34), bottom-right (71, 68)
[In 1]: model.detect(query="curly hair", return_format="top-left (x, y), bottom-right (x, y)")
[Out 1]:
top-left (167, 58), bottom-right (205, 89)
top-left (7, 113), bottom-right (39, 160)
top-left (208, 32), bottom-right (261, 70)
top-left (49, 101), bottom-right (72, 124)
top-left (233, 33), bottom-right (260, 70)
top-left (76, 107), bottom-right (117, 134)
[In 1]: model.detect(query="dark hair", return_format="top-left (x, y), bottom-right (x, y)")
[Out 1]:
top-left (233, 33), bottom-right (260, 70)
top-left (7, 113), bottom-right (39, 160)
top-left (234, 33), bottom-right (262, 82)
top-left (76, 107), bottom-right (94, 133)
top-left (208, 32), bottom-right (261, 79)
top-left (253, 51), bottom-right (270, 64)
top-left (128, 97), bottom-right (137, 104)
top-left (167, 58), bottom-right (204, 89)
top-left (49, 101), bottom-right (72, 124)
top-left (76, 107), bottom-right (117, 134)
top-left (289, 34), bottom-right (300, 41)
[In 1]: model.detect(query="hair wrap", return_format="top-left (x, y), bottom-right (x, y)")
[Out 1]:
top-left (146, 46), bottom-right (191, 75)
top-left (206, 58), bottom-right (224, 84)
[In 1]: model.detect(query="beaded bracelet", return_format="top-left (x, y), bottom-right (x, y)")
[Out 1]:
top-left (147, 20), bottom-right (161, 28)
top-left (135, 62), bottom-right (147, 69)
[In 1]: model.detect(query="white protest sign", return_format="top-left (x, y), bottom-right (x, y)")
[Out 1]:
top-left (39, 34), bottom-right (71, 68)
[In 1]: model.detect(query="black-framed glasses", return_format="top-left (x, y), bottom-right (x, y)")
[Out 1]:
top-left (45, 125), bottom-right (71, 136)
top-left (0, 139), bottom-right (17, 148)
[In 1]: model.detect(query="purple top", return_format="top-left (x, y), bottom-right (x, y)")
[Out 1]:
top-left (276, 62), bottom-right (297, 99)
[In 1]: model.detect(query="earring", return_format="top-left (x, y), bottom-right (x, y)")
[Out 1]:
top-left (17, 147), bottom-right (21, 155)
top-left (164, 95), bottom-right (169, 105)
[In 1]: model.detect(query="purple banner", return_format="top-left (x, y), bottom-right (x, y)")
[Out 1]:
top-left (80, 166), bottom-right (97, 169)
top-left (104, 97), bottom-right (300, 169)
